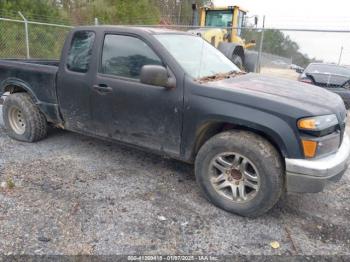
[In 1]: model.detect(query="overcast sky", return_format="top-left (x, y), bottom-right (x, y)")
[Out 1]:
top-left (213, 0), bottom-right (350, 65)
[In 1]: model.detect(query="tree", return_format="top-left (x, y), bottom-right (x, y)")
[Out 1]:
top-left (0, 0), bottom-right (67, 22)
top-left (54, 0), bottom-right (160, 25)
top-left (0, 0), bottom-right (161, 59)
top-left (0, 0), bottom-right (70, 59)
top-left (89, 0), bottom-right (160, 25)
top-left (243, 28), bottom-right (315, 67)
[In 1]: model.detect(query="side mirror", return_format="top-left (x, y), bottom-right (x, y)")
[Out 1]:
top-left (140, 65), bottom-right (175, 89)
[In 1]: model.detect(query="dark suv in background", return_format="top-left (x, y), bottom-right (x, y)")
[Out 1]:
top-left (299, 63), bottom-right (350, 108)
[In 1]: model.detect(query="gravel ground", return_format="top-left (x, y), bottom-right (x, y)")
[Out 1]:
top-left (0, 105), bottom-right (350, 256)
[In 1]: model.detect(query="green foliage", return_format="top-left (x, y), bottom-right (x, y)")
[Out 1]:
top-left (60, 0), bottom-right (160, 25)
top-left (0, 0), bottom-right (66, 22)
top-left (0, 0), bottom-right (70, 58)
top-left (244, 28), bottom-right (315, 67)
top-left (103, 0), bottom-right (160, 24)
top-left (6, 177), bottom-right (15, 189)
top-left (0, 0), bottom-right (161, 59)
top-left (178, 0), bottom-right (207, 25)
top-left (0, 0), bottom-right (317, 66)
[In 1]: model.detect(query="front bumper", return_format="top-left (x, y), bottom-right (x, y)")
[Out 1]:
top-left (285, 134), bottom-right (350, 193)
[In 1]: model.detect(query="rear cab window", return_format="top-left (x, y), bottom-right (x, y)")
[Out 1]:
top-left (67, 31), bottom-right (95, 73)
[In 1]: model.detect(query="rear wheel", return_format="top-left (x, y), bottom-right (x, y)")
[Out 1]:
top-left (3, 93), bottom-right (47, 142)
top-left (195, 130), bottom-right (284, 217)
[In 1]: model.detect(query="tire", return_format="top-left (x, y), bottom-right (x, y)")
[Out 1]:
top-left (195, 130), bottom-right (284, 217)
top-left (343, 99), bottom-right (350, 110)
top-left (3, 93), bottom-right (47, 142)
top-left (232, 55), bottom-right (243, 70)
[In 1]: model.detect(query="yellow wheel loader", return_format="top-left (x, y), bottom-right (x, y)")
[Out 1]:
top-left (190, 1), bottom-right (258, 72)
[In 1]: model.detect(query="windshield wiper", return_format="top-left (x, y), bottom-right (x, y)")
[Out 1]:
top-left (196, 70), bottom-right (245, 83)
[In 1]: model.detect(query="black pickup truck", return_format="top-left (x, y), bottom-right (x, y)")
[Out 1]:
top-left (0, 26), bottom-right (349, 217)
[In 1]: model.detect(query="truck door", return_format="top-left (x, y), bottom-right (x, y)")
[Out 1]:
top-left (56, 30), bottom-right (96, 132)
top-left (91, 34), bottom-right (183, 156)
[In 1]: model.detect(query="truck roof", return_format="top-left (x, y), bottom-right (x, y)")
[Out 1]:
top-left (73, 25), bottom-right (190, 35)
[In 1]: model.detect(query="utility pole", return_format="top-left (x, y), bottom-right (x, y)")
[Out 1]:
top-left (338, 46), bottom-right (344, 65)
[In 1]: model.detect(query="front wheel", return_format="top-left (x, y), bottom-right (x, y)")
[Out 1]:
top-left (3, 93), bottom-right (47, 142)
top-left (195, 130), bottom-right (284, 217)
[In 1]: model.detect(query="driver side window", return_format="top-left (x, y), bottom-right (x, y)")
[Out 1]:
top-left (100, 34), bottom-right (162, 79)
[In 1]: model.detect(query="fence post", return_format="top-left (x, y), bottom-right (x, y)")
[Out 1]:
top-left (18, 11), bottom-right (30, 59)
top-left (338, 46), bottom-right (344, 65)
top-left (256, 15), bottom-right (265, 73)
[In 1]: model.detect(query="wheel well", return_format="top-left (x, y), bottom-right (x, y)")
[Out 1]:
top-left (2, 85), bottom-right (36, 102)
top-left (4, 85), bottom-right (28, 94)
top-left (193, 122), bottom-right (285, 161)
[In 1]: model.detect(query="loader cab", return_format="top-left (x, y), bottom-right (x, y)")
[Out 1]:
top-left (204, 10), bottom-right (234, 28)
top-left (199, 5), bottom-right (247, 41)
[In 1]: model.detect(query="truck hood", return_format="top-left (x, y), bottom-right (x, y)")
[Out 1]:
top-left (203, 73), bottom-right (347, 121)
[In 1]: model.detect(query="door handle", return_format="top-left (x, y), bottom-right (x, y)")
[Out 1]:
top-left (93, 84), bottom-right (113, 93)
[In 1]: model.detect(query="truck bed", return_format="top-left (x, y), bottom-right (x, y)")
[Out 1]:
top-left (0, 59), bottom-right (59, 105)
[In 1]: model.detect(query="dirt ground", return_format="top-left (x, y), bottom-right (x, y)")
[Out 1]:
top-left (260, 67), bottom-right (300, 81)
top-left (0, 105), bottom-right (350, 256)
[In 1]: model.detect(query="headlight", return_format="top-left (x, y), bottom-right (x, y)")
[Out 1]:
top-left (298, 114), bottom-right (340, 158)
top-left (297, 114), bottom-right (338, 131)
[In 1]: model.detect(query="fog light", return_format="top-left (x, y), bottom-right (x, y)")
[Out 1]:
top-left (301, 140), bottom-right (318, 158)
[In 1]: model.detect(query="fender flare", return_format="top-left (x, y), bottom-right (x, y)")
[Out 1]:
top-left (183, 105), bottom-right (302, 162)
top-left (194, 118), bottom-right (291, 157)
top-left (0, 77), bottom-right (63, 124)
top-left (0, 77), bottom-right (39, 102)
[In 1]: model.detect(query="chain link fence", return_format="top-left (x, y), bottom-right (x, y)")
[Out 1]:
top-left (0, 14), bottom-right (349, 82)
top-left (0, 19), bottom-right (26, 58)
top-left (0, 17), bottom-right (72, 59)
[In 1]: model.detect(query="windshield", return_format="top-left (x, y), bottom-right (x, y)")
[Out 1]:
top-left (305, 64), bottom-right (350, 77)
top-left (205, 10), bottom-right (233, 27)
top-left (155, 34), bottom-right (240, 79)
